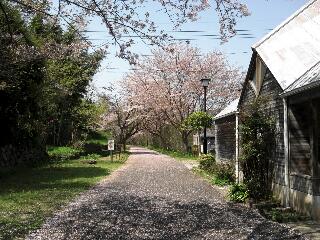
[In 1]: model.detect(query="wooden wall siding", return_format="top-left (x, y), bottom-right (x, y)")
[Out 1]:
top-left (216, 114), bottom-right (236, 161)
top-left (289, 174), bottom-right (313, 194)
top-left (287, 94), bottom-right (320, 195)
top-left (288, 103), bottom-right (311, 175)
top-left (239, 69), bottom-right (286, 185)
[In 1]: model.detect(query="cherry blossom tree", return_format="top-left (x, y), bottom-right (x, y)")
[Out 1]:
top-left (4, 0), bottom-right (249, 62)
top-left (100, 93), bottom-right (142, 151)
top-left (123, 43), bottom-right (243, 151)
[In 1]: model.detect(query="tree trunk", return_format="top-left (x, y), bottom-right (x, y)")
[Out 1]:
top-left (181, 131), bottom-right (190, 153)
top-left (123, 141), bottom-right (126, 152)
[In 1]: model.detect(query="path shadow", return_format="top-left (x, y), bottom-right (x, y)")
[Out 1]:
top-left (28, 192), bottom-right (306, 240)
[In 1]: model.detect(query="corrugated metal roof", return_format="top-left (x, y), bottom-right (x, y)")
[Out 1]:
top-left (253, 0), bottom-right (320, 90)
top-left (214, 98), bottom-right (239, 120)
top-left (282, 61), bottom-right (320, 96)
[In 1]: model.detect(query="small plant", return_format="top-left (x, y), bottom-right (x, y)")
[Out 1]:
top-left (228, 183), bottom-right (249, 203)
top-left (199, 154), bottom-right (216, 172)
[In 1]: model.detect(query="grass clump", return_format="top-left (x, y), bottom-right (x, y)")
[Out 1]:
top-left (199, 154), bottom-right (216, 171)
top-left (228, 183), bottom-right (249, 203)
top-left (255, 201), bottom-right (310, 223)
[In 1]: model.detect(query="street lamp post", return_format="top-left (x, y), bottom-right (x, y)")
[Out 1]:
top-left (200, 78), bottom-right (211, 154)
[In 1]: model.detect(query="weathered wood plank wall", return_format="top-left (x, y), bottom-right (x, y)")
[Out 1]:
top-left (215, 115), bottom-right (236, 162)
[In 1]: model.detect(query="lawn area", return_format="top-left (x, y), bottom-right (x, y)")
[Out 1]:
top-left (147, 146), bottom-right (198, 161)
top-left (0, 152), bottom-right (129, 240)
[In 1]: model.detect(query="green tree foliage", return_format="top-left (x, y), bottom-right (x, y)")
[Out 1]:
top-left (0, 6), bottom-right (103, 167)
top-left (183, 111), bottom-right (213, 131)
top-left (239, 97), bottom-right (275, 200)
top-left (0, 4), bottom-right (45, 147)
top-left (28, 15), bottom-right (103, 146)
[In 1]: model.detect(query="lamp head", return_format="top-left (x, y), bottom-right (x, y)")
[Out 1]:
top-left (200, 78), bottom-right (211, 87)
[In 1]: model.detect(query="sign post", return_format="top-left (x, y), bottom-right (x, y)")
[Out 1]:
top-left (108, 140), bottom-right (115, 162)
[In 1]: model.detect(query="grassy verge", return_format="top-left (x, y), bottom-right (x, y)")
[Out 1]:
top-left (255, 201), bottom-right (310, 223)
top-left (0, 153), bottom-right (128, 240)
top-left (147, 146), bottom-right (198, 161)
top-left (193, 168), bottom-right (232, 187)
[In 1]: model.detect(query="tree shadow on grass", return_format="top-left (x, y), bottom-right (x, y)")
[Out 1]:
top-left (82, 143), bottom-right (109, 157)
top-left (0, 166), bottom-right (110, 194)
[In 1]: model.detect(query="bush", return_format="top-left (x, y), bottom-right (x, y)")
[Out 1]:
top-left (199, 155), bottom-right (235, 186)
top-left (199, 154), bottom-right (216, 172)
top-left (228, 183), bottom-right (249, 203)
top-left (240, 97), bottom-right (275, 200)
top-left (214, 162), bottom-right (235, 184)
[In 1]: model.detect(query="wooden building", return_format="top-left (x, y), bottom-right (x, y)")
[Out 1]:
top-left (214, 98), bottom-right (239, 161)
top-left (237, 0), bottom-right (320, 219)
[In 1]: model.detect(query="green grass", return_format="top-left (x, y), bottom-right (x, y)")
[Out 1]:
top-left (193, 168), bottom-right (233, 187)
top-left (255, 201), bottom-right (310, 223)
top-left (47, 146), bottom-right (83, 160)
top-left (0, 154), bottom-right (128, 240)
top-left (147, 146), bottom-right (198, 161)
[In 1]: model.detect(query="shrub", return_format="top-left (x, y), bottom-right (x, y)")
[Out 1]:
top-left (228, 183), bottom-right (249, 203)
top-left (199, 155), bottom-right (235, 186)
top-left (199, 154), bottom-right (216, 172)
top-left (240, 97), bottom-right (275, 200)
top-left (214, 162), bottom-right (235, 184)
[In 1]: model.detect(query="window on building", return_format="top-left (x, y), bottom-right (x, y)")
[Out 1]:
top-left (249, 57), bottom-right (266, 96)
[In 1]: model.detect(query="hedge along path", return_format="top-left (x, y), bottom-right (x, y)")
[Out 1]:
top-left (27, 147), bottom-right (308, 240)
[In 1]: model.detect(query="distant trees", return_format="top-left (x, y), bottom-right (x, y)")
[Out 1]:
top-left (123, 43), bottom-right (243, 151)
top-left (100, 94), bottom-right (142, 151)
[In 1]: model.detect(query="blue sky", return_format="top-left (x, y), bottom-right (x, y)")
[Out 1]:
top-left (89, 0), bottom-right (307, 91)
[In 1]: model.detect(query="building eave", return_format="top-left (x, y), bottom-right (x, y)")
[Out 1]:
top-left (214, 111), bottom-right (238, 121)
top-left (280, 81), bottom-right (320, 98)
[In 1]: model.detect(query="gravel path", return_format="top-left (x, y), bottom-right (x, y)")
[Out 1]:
top-left (27, 147), bottom-right (308, 240)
